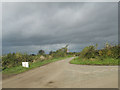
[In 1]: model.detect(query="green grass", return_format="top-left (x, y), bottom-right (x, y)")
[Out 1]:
top-left (70, 57), bottom-right (119, 65)
top-left (3, 56), bottom-right (72, 75)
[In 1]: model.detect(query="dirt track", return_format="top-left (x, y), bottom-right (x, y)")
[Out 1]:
top-left (2, 57), bottom-right (118, 88)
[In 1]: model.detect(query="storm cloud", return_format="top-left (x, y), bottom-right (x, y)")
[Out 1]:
top-left (2, 2), bottom-right (118, 54)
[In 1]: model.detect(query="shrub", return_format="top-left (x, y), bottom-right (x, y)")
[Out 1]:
top-left (79, 43), bottom-right (120, 60)
top-left (79, 45), bottom-right (96, 59)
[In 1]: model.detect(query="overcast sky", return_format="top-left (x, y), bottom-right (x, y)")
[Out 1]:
top-left (2, 2), bottom-right (118, 54)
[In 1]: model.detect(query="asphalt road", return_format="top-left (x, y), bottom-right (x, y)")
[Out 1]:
top-left (2, 57), bottom-right (118, 88)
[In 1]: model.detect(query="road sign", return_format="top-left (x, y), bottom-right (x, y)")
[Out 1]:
top-left (22, 62), bottom-right (29, 68)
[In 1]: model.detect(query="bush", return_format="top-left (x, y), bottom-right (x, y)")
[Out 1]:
top-left (79, 43), bottom-right (120, 60)
top-left (79, 45), bottom-right (96, 59)
top-left (2, 53), bottom-right (35, 69)
top-left (49, 45), bottom-right (68, 58)
top-left (2, 45), bottom-right (70, 70)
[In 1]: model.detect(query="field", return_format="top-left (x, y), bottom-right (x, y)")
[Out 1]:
top-left (70, 57), bottom-right (119, 65)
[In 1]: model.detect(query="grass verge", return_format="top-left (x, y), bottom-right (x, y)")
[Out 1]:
top-left (70, 57), bottom-right (119, 65)
top-left (3, 56), bottom-right (72, 75)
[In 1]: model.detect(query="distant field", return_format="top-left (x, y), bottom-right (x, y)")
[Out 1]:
top-left (70, 57), bottom-right (119, 65)
top-left (3, 56), bottom-right (71, 75)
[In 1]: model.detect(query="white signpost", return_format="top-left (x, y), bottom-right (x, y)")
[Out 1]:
top-left (22, 62), bottom-right (29, 68)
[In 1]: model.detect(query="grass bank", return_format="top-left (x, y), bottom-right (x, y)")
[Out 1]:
top-left (3, 56), bottom-right (71, 75)
top-left (70, 57), bottom-right (119, 65)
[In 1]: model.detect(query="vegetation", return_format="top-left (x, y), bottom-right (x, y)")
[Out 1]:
top-left (38, 50), bottom-right (45, 55)
top-left (49, 45), bottom-right (69, 57)
top-left (70, 57), bottom-right (119, 65)
top-left (2, 42), bottom-right (120, 75)
top-left (2, 45), bottom-right (73, 74)
top-left (70, 43), bottom-right (120, 65)
top-left (3, 56), bottom-right (71, 74)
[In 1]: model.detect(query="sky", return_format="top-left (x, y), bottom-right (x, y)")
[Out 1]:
top-left (2, 2), bottom-right (118, 55)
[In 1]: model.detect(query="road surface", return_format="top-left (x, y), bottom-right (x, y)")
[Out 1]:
top-left (2, 57), bottom-right (118, 88)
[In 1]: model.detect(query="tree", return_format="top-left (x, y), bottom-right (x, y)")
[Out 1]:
top-left (38, 50), bottom-right (45, 55)
top-left (49, 51), bottom-right (54, 55)
top-left (79, 45), bottom-right (96, 59)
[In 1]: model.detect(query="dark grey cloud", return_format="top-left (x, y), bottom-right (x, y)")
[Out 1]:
top-left (2, 2), bottom-right (118, 54)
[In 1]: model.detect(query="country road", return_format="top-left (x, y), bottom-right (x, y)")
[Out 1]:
top-left (2, 57), bottom-right (118, 88)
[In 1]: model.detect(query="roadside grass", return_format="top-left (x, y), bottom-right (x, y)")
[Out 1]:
top-left (3, 56), bottom-right (72, 75)
top-left (70, 57), bottom-right (119, 65)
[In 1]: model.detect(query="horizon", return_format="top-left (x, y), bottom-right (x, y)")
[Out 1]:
top-left (2, 42), bottom-right (118, 55)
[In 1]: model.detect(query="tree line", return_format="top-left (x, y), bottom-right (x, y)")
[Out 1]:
top-left (2, 43), bottom-right (120, 69)
top-left (2, 45), bottom-right (73, 69)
